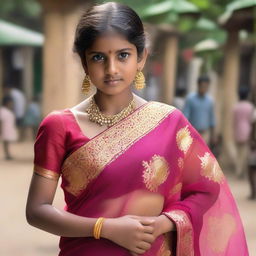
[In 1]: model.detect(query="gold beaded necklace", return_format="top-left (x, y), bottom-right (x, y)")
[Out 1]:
top-left (86, 96), bottom-right (136, 127)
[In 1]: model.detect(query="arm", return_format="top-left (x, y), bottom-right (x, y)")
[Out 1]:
top-left (26, 173), bottom-right (97, 237)
top-left (26, 173), bottom-right (156, 254)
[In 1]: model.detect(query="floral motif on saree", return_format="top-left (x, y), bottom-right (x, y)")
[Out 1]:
top-left (199, 152), bottom-right (224, 184)
top-left (142, 155), bottom-right (170, 192)
top-left (206, 213), bottom-right (236, 253)
top-left (176, 125), bottom-right (193, 154)
top-left (62, 102), bottom-right (175, 196)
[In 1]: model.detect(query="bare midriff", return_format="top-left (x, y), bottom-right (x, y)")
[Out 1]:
top-left (123, 190), bottom-right (165, 216)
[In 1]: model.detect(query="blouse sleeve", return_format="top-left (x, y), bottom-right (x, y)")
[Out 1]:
top-left (162, 111), bottom-right (248, 256)
top-left (33, 111), bottom-right (66, 180)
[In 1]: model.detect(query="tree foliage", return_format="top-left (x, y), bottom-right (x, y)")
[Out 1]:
top-left (0, 0), bottom-right (42, 31)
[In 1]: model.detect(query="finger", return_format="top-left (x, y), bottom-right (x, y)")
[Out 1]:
top-left (143, 225), bottom-right (154, 234)
top-left (137, 241), bottom-right (151, 251)
top-left (140, 218), bottom-right (155, 226)
top-left (127, 215), bottom-right (139, 219)
top-left (130, 252), bottom-right (138, 256)
top-left (133, 247), bottom-right (146, 255)
top-left (142, 233), bottom-right (155, 244)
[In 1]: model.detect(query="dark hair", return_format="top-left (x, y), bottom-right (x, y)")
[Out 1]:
top-left (74, 2), bottom-right (146, 65)
top-left (2, 95), bottom-right (13, 106)
top-left (197, 75), bottom-right (210, 85)
top-left (239, 87), bottom-right (249, 100)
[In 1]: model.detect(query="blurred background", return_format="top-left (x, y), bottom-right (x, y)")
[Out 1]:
top-left (0, 0), bottom-right (255, 255)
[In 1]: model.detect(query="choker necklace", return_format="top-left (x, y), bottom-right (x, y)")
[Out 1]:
top-left (86, 97), bottom-right (136, 127)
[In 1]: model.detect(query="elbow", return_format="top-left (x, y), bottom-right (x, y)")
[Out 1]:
top-left (26, 204), bottom-right (42, 227)
top-left (26, 207), bottom-right (37, 226)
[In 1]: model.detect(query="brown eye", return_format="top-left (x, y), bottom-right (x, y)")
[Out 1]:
top-left (92, 54), bottom-right (105, 62)
top-left (118, 52), bottom-right (130, 60)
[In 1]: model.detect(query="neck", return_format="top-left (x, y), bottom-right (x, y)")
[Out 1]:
top-left (94, 89), bottom-right (134, 115)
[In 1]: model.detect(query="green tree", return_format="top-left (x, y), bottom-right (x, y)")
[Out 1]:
top-left (0, 0), bottom-right (42, 31)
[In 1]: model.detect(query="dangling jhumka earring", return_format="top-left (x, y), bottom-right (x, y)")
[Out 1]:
top-left (81, 74), bottom-right (91, 95)
top-left (134, 70), bottom-right (145, 90)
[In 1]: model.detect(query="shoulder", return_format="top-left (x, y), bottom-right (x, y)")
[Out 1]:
top-left (186, 92), bottom-right (196, 101)
top-left (148, 101), bottom-right (182, 119)
top-left (206, 94), bottom-right (214, 102)
top-left (0, 107), bottom-right (12, 117)
top-left (39, 110), bottom-right (68, 132)
top-left (149, 101), bottom-right (176, 112)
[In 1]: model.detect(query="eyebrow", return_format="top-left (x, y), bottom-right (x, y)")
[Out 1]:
top-left (88, 48), bottom-right (133, 55)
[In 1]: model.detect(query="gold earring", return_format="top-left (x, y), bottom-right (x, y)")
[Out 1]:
top-left (134, 71), bottom-right (145, 90)
top-left (82, 74), bottom-right (91, 95)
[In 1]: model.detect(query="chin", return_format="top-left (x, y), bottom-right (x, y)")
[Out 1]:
top-left (97, 86), bottom-right (131, 96)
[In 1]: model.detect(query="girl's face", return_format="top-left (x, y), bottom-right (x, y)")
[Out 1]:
top-left (84, 33), bottom-right (147, 96)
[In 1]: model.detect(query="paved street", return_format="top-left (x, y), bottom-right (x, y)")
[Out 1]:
top-left (0, 141), bottom-right (255, 256)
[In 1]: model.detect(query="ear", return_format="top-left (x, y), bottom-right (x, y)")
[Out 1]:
top-left (82, 59), bottom-right (89, 74)
top-left (137, 48), bottom-right (148, 71)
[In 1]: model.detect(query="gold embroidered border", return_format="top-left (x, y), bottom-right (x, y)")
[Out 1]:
top-left (34, 165), bottom-right (60, 180)
top-left (62, 102), bottom-right (176, 196)
top-left (163, 210), bottom-right (194, 256)
top-left (157, 234), bottom-right (172, 256)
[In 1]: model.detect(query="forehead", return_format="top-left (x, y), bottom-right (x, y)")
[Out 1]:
top-left (86, 33), bottom-right (136, 53)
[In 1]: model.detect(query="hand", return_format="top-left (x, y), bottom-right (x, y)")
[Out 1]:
top-left (128, 215), bottom-right (175, 255)
top-left (132, 215), bottom-right (175, 239)
top-left (101, 215), bottom-right (155, 255)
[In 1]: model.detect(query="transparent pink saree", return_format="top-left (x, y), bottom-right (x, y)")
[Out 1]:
top-left (34, 102), bottom-right (248, 256)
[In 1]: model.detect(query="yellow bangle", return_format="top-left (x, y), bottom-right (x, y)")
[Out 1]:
top-left (93, 217), bottom-right (105, 239)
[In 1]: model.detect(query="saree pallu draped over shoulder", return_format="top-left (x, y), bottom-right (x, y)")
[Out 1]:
top-left (33, 102), bottom-right (248, 256)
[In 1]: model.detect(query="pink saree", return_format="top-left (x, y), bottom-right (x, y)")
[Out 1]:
top-left (34, 101), bottom-right (248, 256)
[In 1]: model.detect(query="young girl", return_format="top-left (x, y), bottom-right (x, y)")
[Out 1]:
top-left (0, 96), bottom-right (18, 160)
top-left (26, 2), bottom-right (248, 255)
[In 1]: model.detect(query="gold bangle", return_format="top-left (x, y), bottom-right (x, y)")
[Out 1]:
top-left (93, 217), bottom-right (105, 239)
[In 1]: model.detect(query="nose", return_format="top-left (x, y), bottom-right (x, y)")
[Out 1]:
top-left (105, 57), bottom-right (118, 76)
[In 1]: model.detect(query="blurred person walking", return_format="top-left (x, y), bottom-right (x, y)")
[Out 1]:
top-left (183, 75), bottom-right (216, 145)
top-left (23, 96), bottom-right (41, 139)
top-left (4, 85), bottom-right (26, 140)
top-left (233, 87), bottom-right (256, 178)
top-left (0, 96), bottom-right (18, 160)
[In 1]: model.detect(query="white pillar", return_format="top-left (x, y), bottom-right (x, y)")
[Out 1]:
top-left (221, 30), bottom-right (239, 166)
top-left (163, 35), bottom-right (178, 104)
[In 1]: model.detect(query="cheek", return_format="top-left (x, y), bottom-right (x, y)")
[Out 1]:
top-left (88, 64), bottom-right (104, 76)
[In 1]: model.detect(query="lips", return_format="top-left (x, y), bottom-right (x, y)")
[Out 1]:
top-left (104, 79), bottom-right (122, 85)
